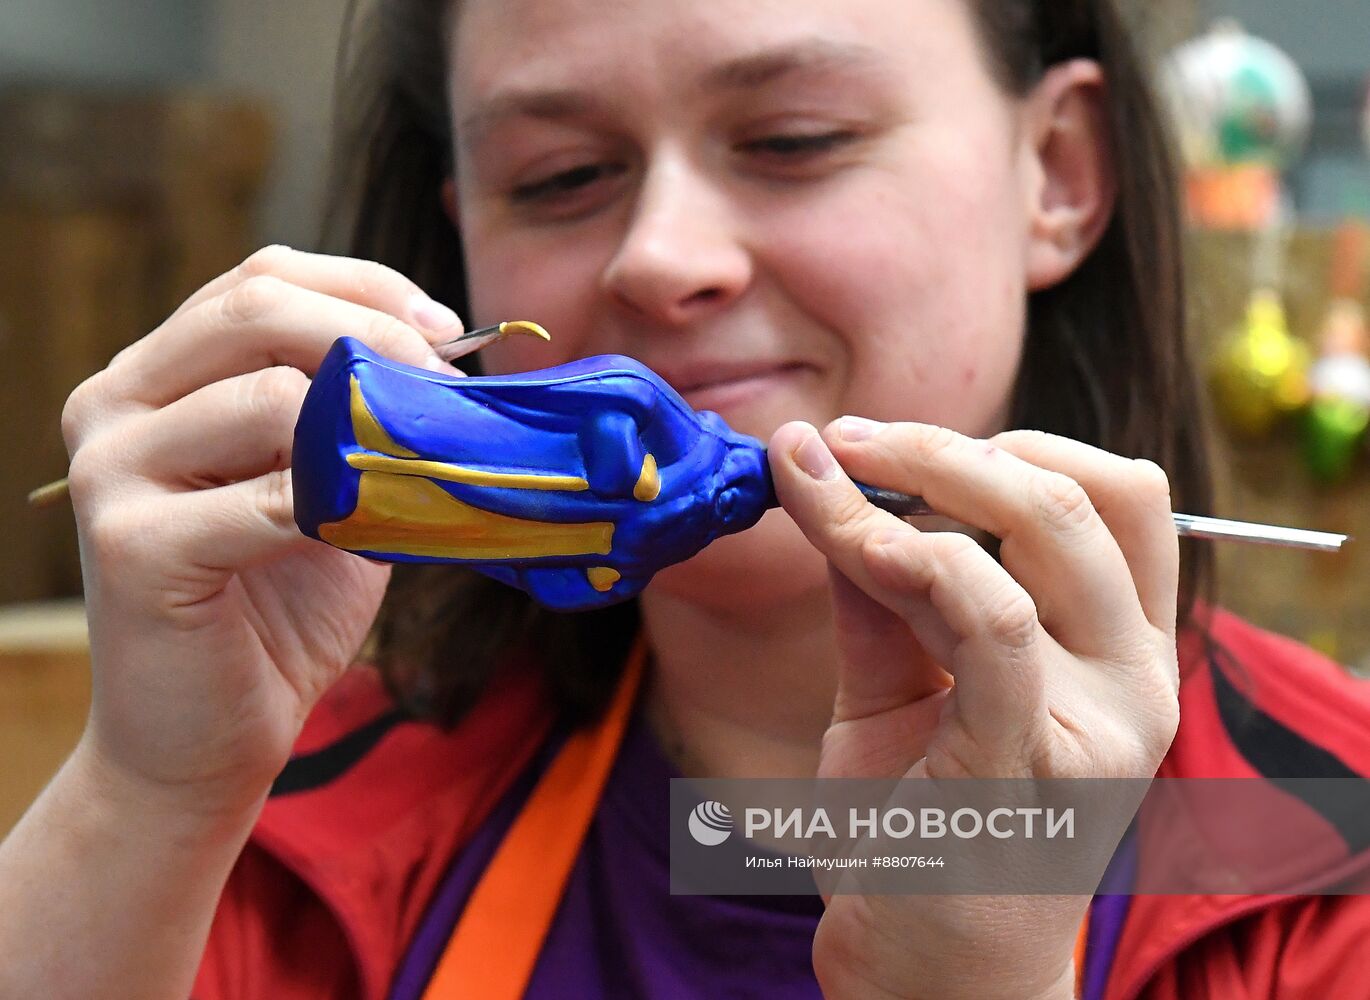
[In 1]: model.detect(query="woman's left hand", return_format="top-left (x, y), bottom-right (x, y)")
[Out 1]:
top-left (769, 418), bottom-right (1182, 1000)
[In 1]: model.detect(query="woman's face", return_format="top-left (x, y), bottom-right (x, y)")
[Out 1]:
top-left (446, 0), bottom-right (1041, 614)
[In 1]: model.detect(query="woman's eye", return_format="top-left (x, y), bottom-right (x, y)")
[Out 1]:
top-left (510, 163), bottom-right (623, 203)
top-left (741, 131), bottom-right (858, 157)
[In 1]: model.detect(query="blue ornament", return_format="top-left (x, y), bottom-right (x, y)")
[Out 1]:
top-left (293, 337), bottom-right (775, 611)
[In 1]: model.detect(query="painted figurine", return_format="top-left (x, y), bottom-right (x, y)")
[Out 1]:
top-left (293, 337), bottom-right (775, 611)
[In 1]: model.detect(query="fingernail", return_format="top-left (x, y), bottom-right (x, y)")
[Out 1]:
top-left (839, 416), bottom-right (885, 442)
top-left (793, 431), bottom-right (841, 481)
top-left (410, 294), bottom-right (462, 332)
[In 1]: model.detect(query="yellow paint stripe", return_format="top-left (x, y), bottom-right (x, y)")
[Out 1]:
top-left (346, 452), bottom-right (589, 493)
top-left (320, 472), bottom-right (613, 560)
top-left (349, 375), bottom-right (420, 458)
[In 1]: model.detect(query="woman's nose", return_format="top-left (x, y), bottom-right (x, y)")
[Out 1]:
top-left (600, 155), bottom-right (752, 326)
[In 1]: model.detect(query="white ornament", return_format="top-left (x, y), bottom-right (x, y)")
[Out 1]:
top-left (1162, 20), bottom-right (1313, 170)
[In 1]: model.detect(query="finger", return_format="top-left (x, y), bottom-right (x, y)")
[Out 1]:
top-left (771, 422), bottom-right (1046, 753)
top-left (162, 245), bottom-right (463, 342)
top-left (826, 564), bottom-right (953, 722)
top-left (113, 368), bottom-right (306, 491)
top-left (772, 421), bottom-right (1017, 656)
top-left (866, 529), bottom-right (1049, 767)
top-left (162, 468), bottom-right (312, 573)
top-left (115, 279), bottom-right (458, 410)
top-left (989, 431), bottom-right (1178, 637)
top-left (769, 420), bottom-right (914, 610)
top-left (821, 571), bottom-right (951, 778)
top-left (825, 419), bottom-right (1148, 658)
top-left (86, 467), bottom-right (312, 591)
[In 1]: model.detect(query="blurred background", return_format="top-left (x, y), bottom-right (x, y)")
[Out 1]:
top-left (1, 1), bottom-right (1368, 831)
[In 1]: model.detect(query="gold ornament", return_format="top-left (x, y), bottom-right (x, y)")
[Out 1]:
top-left (1210, 288), bottom-right (1310, 436)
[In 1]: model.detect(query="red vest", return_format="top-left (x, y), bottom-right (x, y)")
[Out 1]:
top-left (193, 609), bottom-right (1370, 1000)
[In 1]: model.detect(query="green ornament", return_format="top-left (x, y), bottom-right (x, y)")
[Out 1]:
top-left (1301, 398), bottom-right (1370, 483)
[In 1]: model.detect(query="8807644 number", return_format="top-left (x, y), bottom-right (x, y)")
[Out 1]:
top-left (870, 856), bottom-right (946, 869)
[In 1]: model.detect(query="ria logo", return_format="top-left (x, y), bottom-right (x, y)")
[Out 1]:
top-left (688, 800), bottom-right (734, 846)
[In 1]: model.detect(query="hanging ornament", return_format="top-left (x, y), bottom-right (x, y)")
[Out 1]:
top-left (1302, 304), bottom-right (1370, 482)
top-left (1163, 19), bottom-right (1312, 168)
top-left (1162, 21), bottom-right (1312, 230)
top-left (1210, 288), bottom-right (1311, 437)
top-left (1301, 224), bottom-right (1370, 482)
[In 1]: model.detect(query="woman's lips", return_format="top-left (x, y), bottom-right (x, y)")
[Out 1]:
top-left (666, 362), bottom-right (810, 418)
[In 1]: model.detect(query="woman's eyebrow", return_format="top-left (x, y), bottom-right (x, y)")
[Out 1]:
top-left (457, 40), bottom-right (888, 145)
top-left (459, 90), bottom-right (598, 146)
top-left (699, 39), bottom-right (889, 92)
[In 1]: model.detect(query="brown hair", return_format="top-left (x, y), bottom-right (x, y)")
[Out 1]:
top-left (324, 0), bottom-right (1213, 728)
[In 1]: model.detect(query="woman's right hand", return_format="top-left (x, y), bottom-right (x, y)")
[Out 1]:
top-left (60, 245), bottom-right (466, 821)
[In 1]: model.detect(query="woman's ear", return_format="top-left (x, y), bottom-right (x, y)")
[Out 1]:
top-left (1020, 59), bottom-right (1118, 292)
top-left (441, 177), bottom-right (461, 231)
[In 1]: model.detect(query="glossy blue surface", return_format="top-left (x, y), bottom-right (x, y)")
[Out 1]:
top-left (293, 337), bottom-right (777, 611)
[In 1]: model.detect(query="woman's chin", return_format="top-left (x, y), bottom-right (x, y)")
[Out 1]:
top-left (641, 509), bottom-right (828, 616)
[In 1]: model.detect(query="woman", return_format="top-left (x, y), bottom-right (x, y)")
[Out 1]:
top-left (4, 0), bottom-right (1369, 997)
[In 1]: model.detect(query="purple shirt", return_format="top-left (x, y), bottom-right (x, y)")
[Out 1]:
top-left (388, 702), bottom-right (825, 999)
top-left (388, 701), bottom-right (1130, 999)
top-left (1082, 829), bottom-right (1137, 1000)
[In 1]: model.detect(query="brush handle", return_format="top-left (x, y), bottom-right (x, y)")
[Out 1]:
top-left (848, 481), bottom-right (1349, 553)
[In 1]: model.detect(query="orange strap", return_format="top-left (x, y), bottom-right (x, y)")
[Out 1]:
top-left (420, 642), bottom-right (646, 1000)
top-left (1074, 905), bottom-right (1090, 998)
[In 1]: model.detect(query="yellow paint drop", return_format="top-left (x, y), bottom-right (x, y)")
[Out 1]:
top-left (633, 453), bottom-right (660, 502)
top-left (587, 567), bottom-right (621, 592)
